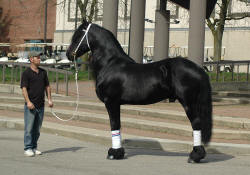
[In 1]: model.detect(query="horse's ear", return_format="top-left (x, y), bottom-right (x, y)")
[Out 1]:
top-left (82, 19), bottom-right (89, 29)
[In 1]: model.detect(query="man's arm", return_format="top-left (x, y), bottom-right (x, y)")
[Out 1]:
top-left (46, 86), bottom-right (53, 107)
top-left (22, 87), bottom-right (35, 109)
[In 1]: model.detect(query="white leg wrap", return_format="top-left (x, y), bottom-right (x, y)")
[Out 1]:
top-left (193, 130), bottom-right (201, 146)
top-left (111, 130), bottom-right (122, 149)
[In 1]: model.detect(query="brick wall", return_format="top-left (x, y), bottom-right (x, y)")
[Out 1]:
top-left (1, 0), bottom-right (56, 45)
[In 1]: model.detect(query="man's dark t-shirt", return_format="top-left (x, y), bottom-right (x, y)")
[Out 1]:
top-left (21, 67), bottom-right (49, 108)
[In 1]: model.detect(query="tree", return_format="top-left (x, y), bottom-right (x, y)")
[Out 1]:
top-left (77, 0), bottom-right (98, 21)
top-left (206, 0), bottom-right (250, 62)
top-left (0, 6), bottom-right (12, 43)
top-left (57, 0), bottom-right (99, 23)
top-left (56, 0), bottom-right (99, 71)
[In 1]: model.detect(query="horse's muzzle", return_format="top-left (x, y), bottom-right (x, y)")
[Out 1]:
top-left (66, 49), bottom-right (74, 61)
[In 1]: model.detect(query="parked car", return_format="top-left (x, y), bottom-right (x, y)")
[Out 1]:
top-left (55, 59), bottom-right (72, 69)
top-left (0, 56), bottom-right (9, 62)
top-left (14, 57), bottom-right (30, 63)
top-left (42, 58), bottom-right (56, 64)
top-left (41, 58), bottom-right (56, 68)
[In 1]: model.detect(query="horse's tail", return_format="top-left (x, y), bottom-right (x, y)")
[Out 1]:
top-left (198, 77), bottom-right (213, 144)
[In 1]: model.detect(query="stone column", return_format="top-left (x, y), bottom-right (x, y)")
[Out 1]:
top-left (188, 0), bottom-right (207, 66)
top-left (154, 0), bottom-right (170, 61)
top-left (129, 0), bottom-right (146, 63)
top-left (103, 0), bottom-right (118, 37)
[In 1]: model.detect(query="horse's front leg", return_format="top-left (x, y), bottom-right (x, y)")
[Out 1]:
top-left (105, 102), bottom-right (125, 160)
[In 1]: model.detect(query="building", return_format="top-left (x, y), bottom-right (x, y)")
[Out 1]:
top-left (54, 0), bottom-right (250, 62)
top-left (1, 0), bottom-right (56, 47)
top-left (1, 0), bottom-right (250, 61)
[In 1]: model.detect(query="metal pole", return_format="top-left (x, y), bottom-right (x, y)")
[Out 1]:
top-left (247, 63), bottom-right (249, 82)
top-left (19, 66), bottom-right (23, 84)
top-left (2, 65), bottom-right (5, 84)
top-left (56, 71), bottom-right (59, 94)
top-left (123, 0), bottom-right (128, 45)
top-left (11, 66), bottom-right (14, 84)
top-left (66, 72), bottom-right (68, 96)
top-left (44, 0), bottom-right (48, 43)
top-left (75, 0), bottom-right (78, 30)
top-left (237, 64), bottom-right (239, 81)
top-left (231, 63), bottom-right (234, 81)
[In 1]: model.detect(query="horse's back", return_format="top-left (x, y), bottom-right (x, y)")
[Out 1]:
top-left (167, 57), bottom-right (209, 83)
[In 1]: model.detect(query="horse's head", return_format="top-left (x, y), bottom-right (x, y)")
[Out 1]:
top-left (67, 20), bottom-right (92, 61)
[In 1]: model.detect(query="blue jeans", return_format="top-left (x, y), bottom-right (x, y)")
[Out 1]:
top-left (24, 105), bottom-right (44, 150)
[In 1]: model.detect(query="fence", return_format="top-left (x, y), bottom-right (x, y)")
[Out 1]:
top-left (203, 60), bottom-right (250, 82)
top-left (0, 62), bottom-right (91, 96)
top-left (1, 60), bottom-right (249, 96)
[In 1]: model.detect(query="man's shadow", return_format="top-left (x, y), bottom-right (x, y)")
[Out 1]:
top-left (43, 146), bottom-right (84, 154)
top-left (122, 139), bottom-right (234, 163)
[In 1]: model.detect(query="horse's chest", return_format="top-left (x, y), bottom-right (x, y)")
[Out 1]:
top-left (95, 80), bottom-right (121, 102)
top-left (95, 84), bottom-right (106, 102)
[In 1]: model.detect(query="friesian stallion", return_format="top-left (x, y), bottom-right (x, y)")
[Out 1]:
top-left (67, 20), bottom-right (212, 163)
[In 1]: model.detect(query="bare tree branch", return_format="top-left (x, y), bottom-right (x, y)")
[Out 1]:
top-left (78, 0), bottom-right (89, 20)
top-left (88, 0), bottom-right (97, 21)
top-left (206, 18), bottom-right (216, 35)
top-left (226, 12), bottom-right (250, 20)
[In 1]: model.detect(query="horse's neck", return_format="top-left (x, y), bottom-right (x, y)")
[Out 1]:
top-left (91, 28), bottom-right (135, 66)
top-left (92, 42), bottom-right (132, 62)
top-left (91, 46), bottom-right (133, 74)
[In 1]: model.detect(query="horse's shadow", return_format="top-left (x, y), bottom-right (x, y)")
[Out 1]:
top-left (122, 139), bottom-right (234, 163)
top-left (43, 146), bottom-right (84, 154)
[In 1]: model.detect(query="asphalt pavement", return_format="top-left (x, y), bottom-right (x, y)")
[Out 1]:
top-left (1, 127), bottom-right (250, 175)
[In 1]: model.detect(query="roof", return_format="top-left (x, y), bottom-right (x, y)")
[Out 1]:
top-left (169, 0), bottom-right (217, 19)
top-left (15, 43), bottom-right (69, 48)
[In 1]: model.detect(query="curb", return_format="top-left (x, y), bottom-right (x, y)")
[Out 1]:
top-left (1, 103), bottom-right (250, 141)
top-left (1, 98), bottom-right (250, 131)
top-left (1, 116), bottom-right (250, 155)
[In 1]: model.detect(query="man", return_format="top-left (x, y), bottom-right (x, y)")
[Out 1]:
top-left (21, 51), bottom-right (53, 157)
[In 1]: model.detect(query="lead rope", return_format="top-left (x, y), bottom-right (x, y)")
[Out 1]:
top-left (50, 24), bottom-right (92, 122)
top-left (50, 54), bottom-right (80, 121)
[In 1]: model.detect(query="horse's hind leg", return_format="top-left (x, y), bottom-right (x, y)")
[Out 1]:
top-left (179, 100), bottom-right (206, 163)
top-left (105, 101), bottom-right (125, 160)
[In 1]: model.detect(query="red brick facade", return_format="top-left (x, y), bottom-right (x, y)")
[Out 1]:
top-left (0, 0), bottom-right (56, 45)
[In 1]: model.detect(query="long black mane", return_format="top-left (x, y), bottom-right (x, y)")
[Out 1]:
top-left (90, 23), bottom-right (135, 61)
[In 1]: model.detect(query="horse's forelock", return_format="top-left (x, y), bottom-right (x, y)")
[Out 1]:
top-left (82, 19), bottom-right (89, 28)
top-left (71, 25), bottom-right (84, 43)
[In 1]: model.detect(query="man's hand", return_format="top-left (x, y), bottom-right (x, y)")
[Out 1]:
top-left (48, 100), bottom-right (53, 108)
top-left (27, 101), bottom-right (35, 110)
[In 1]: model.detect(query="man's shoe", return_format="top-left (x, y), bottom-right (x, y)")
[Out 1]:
top-left (33, 149), bottom-right (42, 155)
top-left (24, 149), bottom-right (35, 157)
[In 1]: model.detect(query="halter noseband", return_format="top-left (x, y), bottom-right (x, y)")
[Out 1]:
top-left (73, 23), bottom-right (92, 55)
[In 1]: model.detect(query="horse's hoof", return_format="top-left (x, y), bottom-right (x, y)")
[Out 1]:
top-left (187, 157), bottom-right (200, 163)
top-left (107, 147), bottom-right (125, 160)
top-left (188, 146), bottom-right (206, 163)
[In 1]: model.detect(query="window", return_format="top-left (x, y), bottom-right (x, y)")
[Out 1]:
top-left (68, 0), bottom-right (81, 22)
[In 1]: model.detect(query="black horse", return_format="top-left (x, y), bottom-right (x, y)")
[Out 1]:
top-left (67, 20), bottom-right (212, 163)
